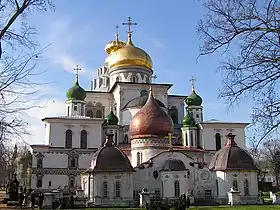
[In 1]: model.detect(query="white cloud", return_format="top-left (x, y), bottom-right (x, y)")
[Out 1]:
top-left (149, 38), bottom-right (166, 50)
top-left (23, 99), bottom-right (66, 145)
top-left (44, 19), bottom-right (93, 77)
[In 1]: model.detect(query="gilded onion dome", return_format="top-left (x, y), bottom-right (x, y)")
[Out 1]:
top-left (129, 87), bottom-right (174, 139)
top-left (104, 31), bottom-right (126, 55)
top-left (106, 33), bottom-right (153, 70)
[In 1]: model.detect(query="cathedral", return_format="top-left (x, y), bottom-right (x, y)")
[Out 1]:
top-left (30, 17), bottom-right (259, 206)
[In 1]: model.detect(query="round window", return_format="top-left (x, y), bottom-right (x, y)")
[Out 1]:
top-left (153, 170), bottom-right (159, 179)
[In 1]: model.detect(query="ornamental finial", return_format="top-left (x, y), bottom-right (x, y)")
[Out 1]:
top-left (190, 76), bottom-right (196, 92)
top-left (73, 65), bottom-right (82, 83)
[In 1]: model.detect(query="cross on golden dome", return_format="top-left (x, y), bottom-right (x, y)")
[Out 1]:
top-left (122, 16), bottom-right (138, 35)
top-left (115, 25), bottom-right (119, 40)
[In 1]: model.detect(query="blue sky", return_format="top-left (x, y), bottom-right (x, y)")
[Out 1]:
top-left (22, 0), bottom-right (254, 144)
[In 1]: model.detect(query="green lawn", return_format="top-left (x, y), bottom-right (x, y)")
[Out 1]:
top-left (89, 206), bottom-right (280, 210)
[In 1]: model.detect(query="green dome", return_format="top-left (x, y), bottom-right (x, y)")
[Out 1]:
top-left (185, 90), bottom-right (202, 106)
top-left (105, 110), bottom-right (119, 125)
top-left (66, 80), bottom-right (86, 101)
top-left (182, 111), bottom-right (196, 127)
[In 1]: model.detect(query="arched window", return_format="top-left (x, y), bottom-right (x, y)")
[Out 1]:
top-left (116, 76), bottom-right (120, 82)
top-left (137, 152), bottom-right (141, 165)
top-left (216, 179), bottom-right (219, 196)
top-left (244, 179), bottom-right (249, 195)
top-left (123, 135), bottom-right (128, 144)
top-left (233, 180), bottom-right (238, 191)
top-left (70, 158), bottom-right (76, 168)
top-left (132, 76), bottom-right (137, 83)
top-left (185, 133), bottom-right (188, 146)
top-left (103, 181), bottom-right (108, 198)
top-left (67, 106), bottom-right (70, 116)
top-left (37, 159), bottom-right (43, 168)
top-left (65, 129), bottom-right (72, 149)
top-left (86, 110), bottom-right (93, 118)
top-left (96, 110), bottom-right (102, 118)
top-left (174, 180), bottom-right (180, 197)
top-left (215, 133), bottom-right (222, 151)
top-left (80, 130), bottom-right (87, 149)
top-left (190, 131), bottom-right (194, 146)
top-left (115, 181), bottom-right (121, 198)
top-left (140, 89), bottom-right (148, 96)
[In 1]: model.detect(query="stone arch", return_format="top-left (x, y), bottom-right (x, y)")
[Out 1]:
top-left (80, 130), bottom-right (87, 149)
top-left (65, 129), bottom-right (72, 149)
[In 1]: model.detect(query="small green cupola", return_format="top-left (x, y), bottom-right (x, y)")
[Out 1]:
top-left (185, 77), bottom-right (202, 106)
top-left (104, 108), bottom-right (119, 125)
top-left (66, 78), bottom-right (86, 101)
top-left (182, 110), bottom-right (196, 127)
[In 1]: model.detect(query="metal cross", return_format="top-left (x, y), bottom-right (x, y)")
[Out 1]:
top-left (122, 17), bottom-right (138, 34)
top-left (115, 25), bottom-right (119, 40)
top-left (190, 76), bottom-right (196, 90)
top-left (73, 65), bottom-right (82, 80)
top-left (151, 75), bottom-right (158, 82)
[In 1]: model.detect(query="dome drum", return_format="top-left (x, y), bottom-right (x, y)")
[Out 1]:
top-left (131, 138), bottom-right (170, 149)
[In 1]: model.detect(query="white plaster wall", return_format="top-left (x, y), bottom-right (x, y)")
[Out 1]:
top-left (93, 172), bottom-right (134, 199)
top-left (201, 126), bottom-right (247, 150)
top-left (216, 171), bottom-right (258, 198)
top-left (131, 148), bottom-right (167, 167)
top-left (32, 152), bottom-right (68, 168)
top-left (45, 120), bottom-right (103, 149)
top-left (79, 153), bottom-right (95, 169)
top-left (85, 92), bottom-right (113, 118)
top-left (167, 96), bottom-right (185, 124)
top-left (161, 171), bottom-right (190, 198)
top-left (31, 174), bottom-right (69, 190)
top-left (133, 151), bottom-right (195, 198)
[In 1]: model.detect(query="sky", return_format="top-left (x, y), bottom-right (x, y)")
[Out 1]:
top-left (19, 0), bottom-right (254, 145)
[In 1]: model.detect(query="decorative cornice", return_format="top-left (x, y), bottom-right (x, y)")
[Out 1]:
top-left (32, 168), bottom-right (87, 175)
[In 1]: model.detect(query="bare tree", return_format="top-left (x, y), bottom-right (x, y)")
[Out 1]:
top-left (260, 139), bottom-right (280, 187)
top-left (0, 0), bottom-right (54, 143)
top-left (197, 0), bottom-right (280, 147)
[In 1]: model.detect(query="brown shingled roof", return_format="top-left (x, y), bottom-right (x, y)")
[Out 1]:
top-left (90, 134), bottom-right (135, 173)
top-left (209, 133), bottom-right (257, 171)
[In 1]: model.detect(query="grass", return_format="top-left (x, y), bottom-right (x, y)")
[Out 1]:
top-left (89, 206), bottom-right (280, 210)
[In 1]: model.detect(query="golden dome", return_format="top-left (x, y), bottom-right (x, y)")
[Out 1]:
top-left (107, 34), bottom-right (153, 70)
top-left (105, 32), bottom-right (126, 54)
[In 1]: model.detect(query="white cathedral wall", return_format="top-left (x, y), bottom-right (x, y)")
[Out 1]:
top-left (31, 174), bottom-right (68, 190)
top-left (167, 96), bottom-right (185, 124)
top-left (46, 121), bottom-right (103, 149)
top-left (201, 126), bottom-right (246, 150)
top-left (79, 153), bottom-right (95, 169)
top-left (160, 171), bottom-right (189, 198)
top-left (85, 92), bottom-right (112, 117)
top-left (216, 171), bottom-right (258, 198)
top-left (94, 172), bottom-right (134, 199)
top-left (32, 152), bottom-right (67, 168)
top-left (133, 151), bottom-right (194, 197)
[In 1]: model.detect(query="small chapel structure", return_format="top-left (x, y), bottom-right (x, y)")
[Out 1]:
top-left (30, 17), bottom-right (259, 206)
